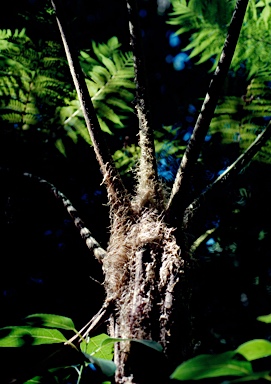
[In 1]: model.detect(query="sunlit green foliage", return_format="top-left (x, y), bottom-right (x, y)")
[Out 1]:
top-left (168, 0), bottom-right (271, 75)
top-left (168, 0), bottom-right (271, 161)
top-left (2, 313), bottom-right (271, 383)
top-left (168, 0), bottom-right (234, 67)
top-left (171, 338), bottom-right (271, 381)
top-left (0, 28), bottom-right (68, 133)
top-left (212, 75), bottom-right (271, 163)
top-left (58, 36), bottom-right (135, 147)
top-left (0, 31), bottom-right (135, 155)
top-left (0, 314), bottom-right (116, 383)
top-left (0, 314), bottom-right (163, 384)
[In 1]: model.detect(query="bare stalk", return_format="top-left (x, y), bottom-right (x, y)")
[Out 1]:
top-left (51, 0), bottom-right (129, 211)
top-left (166, 0), bottom-right (249, 223)
top-left (126, 0), bottom-right (163, 211)
top-left (183, 122), bottom-right (271, 232)
top-left (66, 300), bottom-right (113, 345)
top-left (20, 171), bottom-right (107, 263)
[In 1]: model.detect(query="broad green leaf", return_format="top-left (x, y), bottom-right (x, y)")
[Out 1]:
top-left (236, 339), bottom-right (271, 361)
top-left (25, 314), bottom-right (76, 331)
top-left (0, 326), bottom-right (67, 347)
top-left (23, 376), bottom-right (43, 384)
top-left (170, 352), bottom-right (252, 381)
top-left (80, 333), bottom-right (114, 360)
top-left (230, 371), bottom-right (271, 382)
top-left (90, 356), bottom-right (116, 377)
top-left (257, 314), bottom-right (271, 323)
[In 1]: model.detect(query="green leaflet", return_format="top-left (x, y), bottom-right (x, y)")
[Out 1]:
top-left (0, 29), bottom-right (135, 155)
top-left (257, 313), bottom-right (271, 323)
top-left (237, 339), bottom-right (271, 361)
top-left (166, 0), bottom-right (271, 167)
top-left (25, 313), bottom-right (76, 332)
top-left (80, 333), bottom-right (114, 360)
top-left (208, 76), bottom-right (271, 163)
top-left (58, 37), bottom-right (135, 149)
top-left (170, 351), bottom-right (252, 381)
top-left (0, 28), bottom-right (69, 146)
top-left (0, 326), bottom-right (67, 347)
top-left (171, 337), bottom-right (271, 381)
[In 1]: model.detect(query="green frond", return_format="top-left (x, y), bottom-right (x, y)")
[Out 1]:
top-left (168, 0), bottom-right (271, 77)
top-left (55, 138), bottom-right (67, 156)
top-left (0, 28), bottom-right (70, 134)
top-left (0, 29), bottom-right (13, 39)
top-left (59, 37), bottom-right (135, 143)
top-left (185, 28), bottom-right (223, 60)
top-left (1, 113), bottom-right (22, 123)
top-left (22, 113), bottom-right (38, 125)
top-left (113, 144), bottom-right (141, 173)
top-left (0, 29), bottom-right (134, 151)
top-left (209, 74), bottom-right (271, 157)
top-left (2, 99), bottom-right (25, 113)
top-left (97, 116), bottom-right (114, 135)
top-left (94, 101), bottom-right (124, 126)
top-left (107, 97), bottom-right (134, 112)
top-left (99, 54), bottom-right (117, 76)
top-left (167, 0), bottom-right (271, 165)
top-left (69, 118), bottom-right (91, 144)
top-left (92, 37), bottom-right (121, 58)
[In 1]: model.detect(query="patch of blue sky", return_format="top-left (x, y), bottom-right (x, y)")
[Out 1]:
top-left (206, 237), bottom-right (215, 246)
top-left (169, 33), bottom-right (181, 47)
top-left (139, 9), bottom-right (147, 18)
top-left (188, 104), bottom-right (196, 114)
top-left (173, 52), bottom-right (189, 71)
top-left (183, 131), bottom-right (192, 142)
top-left (157, 155), bottom-right (179, 182)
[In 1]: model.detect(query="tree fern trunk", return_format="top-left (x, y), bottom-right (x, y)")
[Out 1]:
top-left (102, 203), bottom-right (192, 383)
top-left (51, 0), bottom-right (252, 382)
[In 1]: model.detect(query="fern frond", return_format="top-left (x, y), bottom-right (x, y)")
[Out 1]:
top-left (59, 37), bottom-right (135, 141)
top-left (168, 0), bottom-right (271, 78)
top-left (2, 99), bottom-right (26, 113)
top-left (209, 75), bottom-right (271, 159)
top-left (1, 113), bottom-right (22, 123)
top-left (0, 28), bottom-right (70, 136)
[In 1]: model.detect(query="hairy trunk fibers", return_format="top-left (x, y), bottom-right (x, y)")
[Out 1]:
top-left (102, 202), bottom-right (192, 383)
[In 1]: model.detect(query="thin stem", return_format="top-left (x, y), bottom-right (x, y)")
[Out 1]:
top-left (126, 0), bottom-right (162, 210)
top-left (66, 301), bottom-right (113, 345)
top-left (183, 122), bottom-right (271, 230)
top-left (76, 364), bottom-right (84, 384)
top-left (51, 0), bottom-right (129, 210)
top-left (7, 169), bottom-right (107, 263)
top-left (166, 0), bottom-right (249, 224)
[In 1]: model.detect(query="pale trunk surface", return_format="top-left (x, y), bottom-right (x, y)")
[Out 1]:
top-left (102, 202), bottom-right (191, 383)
